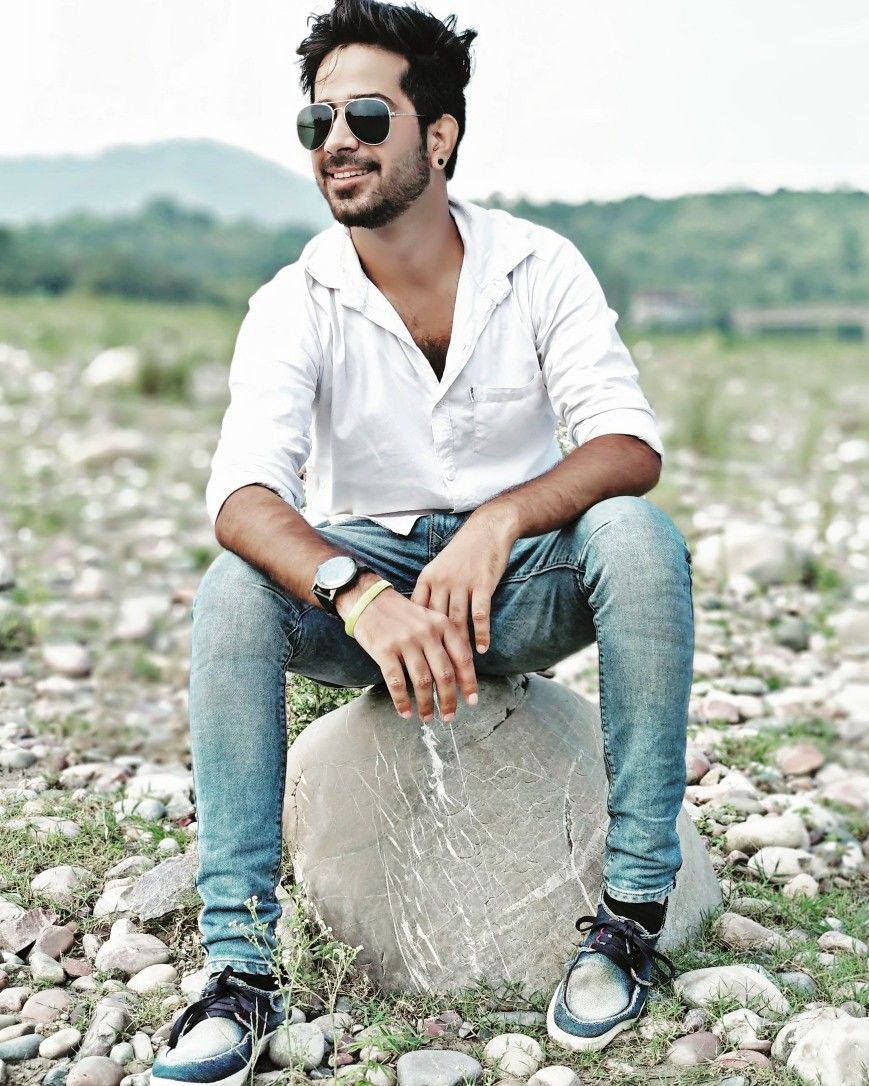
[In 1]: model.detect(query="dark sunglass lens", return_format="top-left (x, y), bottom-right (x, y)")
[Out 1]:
top-left (345, 98), bottom-right (390, 144)
top-left (297, 104), bottom-right (333, 150)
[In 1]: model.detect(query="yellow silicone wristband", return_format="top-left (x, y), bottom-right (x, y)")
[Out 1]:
top-left (344, 578), bottom-right (393, 639)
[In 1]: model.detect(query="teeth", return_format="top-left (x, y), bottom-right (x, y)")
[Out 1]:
top-left (332, 169), bottom-right (366, 179)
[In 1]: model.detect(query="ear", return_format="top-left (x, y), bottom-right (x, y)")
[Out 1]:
top-left (428, 113), bottom-right (459, 168)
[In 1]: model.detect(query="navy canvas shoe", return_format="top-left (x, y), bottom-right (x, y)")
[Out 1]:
top-left (547, 898), bottom-right (676, 1052)
top-left (151, 966), bottom-right (286, 1086)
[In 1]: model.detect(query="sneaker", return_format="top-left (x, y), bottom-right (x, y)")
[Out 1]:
top-left (151, 966), bottom-right (285, 1086)
top-left (546, 898), bottom-right (676, 1052)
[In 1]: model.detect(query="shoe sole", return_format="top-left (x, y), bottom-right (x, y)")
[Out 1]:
top-left (546, 988), bottom-right (632, 1052)
top-left (150, 1027), bottom-right (277, 1086)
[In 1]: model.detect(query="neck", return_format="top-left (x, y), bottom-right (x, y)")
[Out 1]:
top-left (349, 184), bottom-right (463, 294)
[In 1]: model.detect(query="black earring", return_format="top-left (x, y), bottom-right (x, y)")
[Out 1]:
top-left (437, 158), bottom-right (444, 166)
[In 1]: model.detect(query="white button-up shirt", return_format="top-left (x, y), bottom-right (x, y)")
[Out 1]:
top-left (205, 194), bottom-right (664, 536)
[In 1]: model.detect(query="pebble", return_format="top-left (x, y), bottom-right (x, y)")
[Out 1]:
top-left (746, 846), bottom-right (813, 881)
top-left (674, 966), bottom-right (790, 1015)
top-left (126, 963), bottom-right (178, 993)
top-left (31, 866), bottom-right (95, 905)
top-left (527, 1068), bottom-right (581, 1086)
top-left (39, 1027), bottom-right (83, 1059)
top-left (66, 1055), bottom-right (126, 1086)
top-left (0, 1034), bottom-right (42, 1060)
top-left (483, 1033), bottom-right (542, 1078)
top-left (783, 873), bottom-right (819, 899)
top-left (41, 643), bottom-right (93, 678)
top-left (395, 1050), bottom-right (482, 1085)
top-left (724, 813), bottom-right (809, 853)
top-left (29, 950), bottom-right (66, 984)
top-left (775, 742), bottom-right (825, 776)
top-left (666, 1031), bottom-right (720, 1065)
top-left (817, 930), bottom-right (868, 955)
top-left (20, 988), bottom-right (71, 1023)
top-left (267, 1022), bottom-right (325, 1070)
top-left (93, 930), bottom-right (170, 976)
top-left (713, 912), bottom-right (789, 952)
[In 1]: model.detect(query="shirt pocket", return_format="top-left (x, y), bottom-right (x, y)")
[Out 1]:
top-left (469, 369), bottom-right (548, 457)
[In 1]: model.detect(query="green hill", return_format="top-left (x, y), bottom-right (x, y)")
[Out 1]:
top-left (0, 139), bottom-right (331, 232)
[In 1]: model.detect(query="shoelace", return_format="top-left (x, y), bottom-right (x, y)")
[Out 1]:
top-left (167, 966), bottom-right (271, 1049)
top-left (572, 914), bottom-right (677, 988)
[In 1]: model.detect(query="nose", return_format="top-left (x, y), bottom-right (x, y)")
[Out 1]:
top-left (321, 104), bottom-right (359, 158)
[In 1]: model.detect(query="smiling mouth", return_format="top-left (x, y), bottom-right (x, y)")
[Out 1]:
top-left (326, 167), bottom-right (376, 188)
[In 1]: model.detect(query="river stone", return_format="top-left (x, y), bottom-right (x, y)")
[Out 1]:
top-left (66, 1055), bottom-right (126, 1086)
top-left (396, 1050), bottom-right (482, 1086)
top-left (283, 675), bottom-right (721, 995)
top-left (675, 966), bottom-right (790, 1015)
top-left (121, 850), bottom-right (197, 922)
top-left (787, 1016), bottom-right (869, 1086)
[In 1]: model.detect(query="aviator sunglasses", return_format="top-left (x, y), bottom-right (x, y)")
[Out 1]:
top-left (296, 96), bottom-right (428, 151)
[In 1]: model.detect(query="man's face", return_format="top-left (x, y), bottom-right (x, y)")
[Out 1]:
top-left (311, 44), bottom-right (432, 228)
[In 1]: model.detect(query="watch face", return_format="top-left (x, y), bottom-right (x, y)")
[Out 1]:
top-left (318, 555), bottom-right (357, 589)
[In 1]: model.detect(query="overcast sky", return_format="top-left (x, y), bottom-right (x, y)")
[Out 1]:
top-left (4, 0), bottom-right (868, 204)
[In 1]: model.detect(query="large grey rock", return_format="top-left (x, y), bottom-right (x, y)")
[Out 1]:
top-left (283, 674), bottom-right (721, 996)
top-left (788, 1016), bottom-right (869, 1086)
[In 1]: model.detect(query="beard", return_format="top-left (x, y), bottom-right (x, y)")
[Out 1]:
top-left (321, 139), bottom-right (431, 228)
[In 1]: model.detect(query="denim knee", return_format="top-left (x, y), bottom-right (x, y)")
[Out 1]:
top-left (191, 549), bottom-right (301, 661)
top-left (577, 496), bottom-right (691, 580)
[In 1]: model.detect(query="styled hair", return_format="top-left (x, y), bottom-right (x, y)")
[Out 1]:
top-left (296, 0), bottom-right (477, 180)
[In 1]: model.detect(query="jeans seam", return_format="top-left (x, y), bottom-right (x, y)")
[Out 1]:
top-left (501, 560), bottom-right (582, 584)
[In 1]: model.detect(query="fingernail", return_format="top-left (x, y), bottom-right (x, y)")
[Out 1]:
top-left (401, 710), bottom-right (412, 719)
top-left (467, 692), bottom-right (478, 706)
top-left (476, 644), bottom-right (488, 653)
top-left (444, 713), bottom-right (455, 723)
top-left (422, 715), bottom-right (433, 723)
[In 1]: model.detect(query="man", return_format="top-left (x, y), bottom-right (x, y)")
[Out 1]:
top-left (152, 2), bottom-right (694, 1083)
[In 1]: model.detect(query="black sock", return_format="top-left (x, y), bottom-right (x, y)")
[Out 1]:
top-left (603, 892), bottom-right (666, 934)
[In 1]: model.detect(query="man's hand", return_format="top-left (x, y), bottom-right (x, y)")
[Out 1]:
top-left (410, 509), bottom-right (517, 657)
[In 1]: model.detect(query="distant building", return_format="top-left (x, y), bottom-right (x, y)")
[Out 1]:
top-left (730, 305), bottom-right (869, 339)
top-left (629, 290), bottom-right (707, 330)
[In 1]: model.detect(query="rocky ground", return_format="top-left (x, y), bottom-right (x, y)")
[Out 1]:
top-left (0, 322), bottom-right (867, 1086)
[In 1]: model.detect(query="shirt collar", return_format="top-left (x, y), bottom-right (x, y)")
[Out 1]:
top-left (302, 194), bottom-right (536, 309)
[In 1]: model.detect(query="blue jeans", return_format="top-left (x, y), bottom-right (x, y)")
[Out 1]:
top-left (188, 495), bottom-right (694, 976)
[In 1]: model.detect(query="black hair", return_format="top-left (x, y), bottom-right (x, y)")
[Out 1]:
top-left (297, 0), bottom-right (477, 180)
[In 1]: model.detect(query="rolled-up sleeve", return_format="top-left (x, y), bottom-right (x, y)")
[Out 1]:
top-left (205, 267), bottom-right (321, 527)
top-left (531, 234), bottom-right (664, 461)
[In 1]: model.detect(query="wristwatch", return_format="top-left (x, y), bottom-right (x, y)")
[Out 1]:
top-left (311, 555), bottom-right (373, 617)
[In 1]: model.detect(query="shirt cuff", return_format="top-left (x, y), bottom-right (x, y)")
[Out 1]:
top-left (205, 474), bottom-right (304, 528)
top-left (570, 407), bottom-right (665, 462)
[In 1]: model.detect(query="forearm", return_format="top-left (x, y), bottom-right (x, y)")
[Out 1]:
top-left (213, 484), bottom-right (382, 613)
top-left (471, 434), bottom-right (662, 542)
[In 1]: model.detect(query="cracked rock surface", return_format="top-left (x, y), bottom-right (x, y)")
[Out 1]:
top-left (283, 673), bottom-right (721, 994)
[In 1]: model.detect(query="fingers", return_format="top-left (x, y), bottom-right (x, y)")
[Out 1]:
top-left (470, 587), bottom-right (491, 654)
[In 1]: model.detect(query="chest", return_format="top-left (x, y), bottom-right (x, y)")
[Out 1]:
top-left (382, 289), bottom-right (456, 382)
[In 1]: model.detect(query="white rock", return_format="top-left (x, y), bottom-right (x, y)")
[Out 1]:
top-left (38, 1026), bottom-right (82, 1059)
top-left (817, 931), bottom-right (868, 955)
top-left (527, 1067), bottom-right (582, 1086)
top-left (693, 523), bottom-right (811, 586)
top-left (783, 873), bottom-right (819, 899)
top-left (714, 912), bottom-right (789, 952)
top-left (267, 1022), bottom-right (325, 1070)
top-left (747, 847), bottom-right (813, 882)
top-left (83, 347), bottom-right (140, 390)
top-left (712, 1008), bottom-right (767, 1049)
top-left (771, 1006), bottom-right (847, 1062)
top-left (41, 643), bottom-right (92, 678)
top-left (31, 865), bottom-right (95, 905)
top-left (126, 963), bottom-right (178, 993)
top-left (675, 966), bottom-right (790, 1015)
top-left (483, 1033), bottom-right (543, 1078)
top-left (787, 1015), bottom-right (869, 1085)
top-left (92, 879), bottom-right (135, 919)
top-left (125, 772), bottom-right (192, 803)
top-left (94, 932), bottom-right (171, 977)
top-left (27, 950), bottom-right (65, 984)
top-left (725, 813), bottom-right (810, 853)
